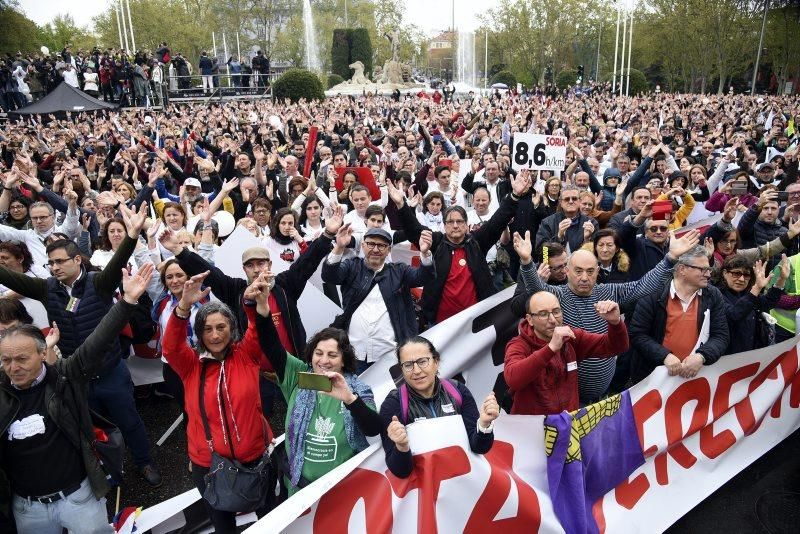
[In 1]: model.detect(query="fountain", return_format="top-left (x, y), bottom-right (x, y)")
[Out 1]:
top-left (302, 0), bottom-right (321, 71)
top-left (456, 31), bottom-right (477, 91)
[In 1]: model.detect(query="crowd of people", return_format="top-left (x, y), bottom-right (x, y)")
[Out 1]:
top-left (1, 43), bottom-right (272, 112)
top-left (0, 86), bottom-right (798, 532)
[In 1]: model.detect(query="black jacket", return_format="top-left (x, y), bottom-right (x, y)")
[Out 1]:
top-left (535, 211), bottom-right (598, 253)
top-left (617, 220), bottom-right (669, 281)
top-left (395, 195), bottom-right (519, 323)
top-left (719, 285), bottom-right (781, 354)
top-left (176, 234), bottom-right (334, 354)
top-left (629, 282), bottom-right (730, 383)
top-left (321, 256), bottom-right (435, 345)
top-left (0, 300), bottom-right (136, 516)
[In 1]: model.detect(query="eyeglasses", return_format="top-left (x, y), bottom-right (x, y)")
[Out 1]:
top-left (47, 257), bottom-right (75, 267)
top-left (363, 241), bottom-right (390, 251)
top-left (725, 270), bottom-right (751, 280)
top-left (720, 239), bottom-right (738, 246)
top-left (400, 356), bottom-right (433, 372)
top-left (682, 264), bottom-right (712, 274)
top-left (562, 196), bottom-right (579, 202)
top-left (445, 219), bottom-right (466, 226)
top-left (9, 205), bottom-right (25, 210)
top-left (648, 226), bottom-right (669, 233)
top-left (528, 308), bottom-right (563, 319)
top-left (551, 263), bottom-right (568, 272)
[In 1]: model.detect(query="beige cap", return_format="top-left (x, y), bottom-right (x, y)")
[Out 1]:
top-left (241, 247), bottom-right (270, 264)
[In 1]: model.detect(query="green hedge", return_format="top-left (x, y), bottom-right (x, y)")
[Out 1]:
top-left (272, 69), bottom-right (325, 103)
top-left (330, 28), bottom-right (374, 80)
top-left (327, 73), bottom-right (344, 89)
top-left (491, 70), bottom-right (516, 87)
top-left (331, 29), bottom-right (350, 80)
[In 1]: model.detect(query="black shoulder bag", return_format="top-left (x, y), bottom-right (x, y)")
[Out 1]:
top-left (198, 362), bottom-right (271, 513)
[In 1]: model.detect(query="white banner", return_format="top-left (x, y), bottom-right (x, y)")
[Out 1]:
top-left (511, 133), bottom-right (568, 171)
top-left (243, 291), bottom-right (800, 533)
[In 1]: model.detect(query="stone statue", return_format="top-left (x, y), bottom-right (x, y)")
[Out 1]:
top-left (346, 61), bottom-right (371, 85)
top-left (385, 28), bottom-right (400, 62)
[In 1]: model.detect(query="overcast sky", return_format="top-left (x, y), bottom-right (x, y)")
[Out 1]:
top-left (18, 0), bottom-right (499, 35)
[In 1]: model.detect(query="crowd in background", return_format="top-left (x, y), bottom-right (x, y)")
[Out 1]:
top-left (0, 88), bottom-right (798, 532)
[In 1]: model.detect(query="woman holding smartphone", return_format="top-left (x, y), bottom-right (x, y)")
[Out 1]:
top-left (253, 273), bottom-right (382, 496)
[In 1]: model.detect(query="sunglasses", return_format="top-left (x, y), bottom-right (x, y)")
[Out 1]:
top-left (648, 226), bottom-right (669, 233)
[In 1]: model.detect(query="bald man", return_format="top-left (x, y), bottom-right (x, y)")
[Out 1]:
top-left (511, 229), bottom-right (699, 403)
top-left (504, 292), bottom-right (628, 415)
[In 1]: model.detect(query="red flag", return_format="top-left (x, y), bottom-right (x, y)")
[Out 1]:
top-left (302, 126), bottom-right (318, 179)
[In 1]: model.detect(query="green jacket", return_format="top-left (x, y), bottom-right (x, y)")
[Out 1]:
top-left (0, 299), bottom-right (137, 516)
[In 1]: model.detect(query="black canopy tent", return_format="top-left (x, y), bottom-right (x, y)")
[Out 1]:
top-left (9, 82), bottom-right (118, 119)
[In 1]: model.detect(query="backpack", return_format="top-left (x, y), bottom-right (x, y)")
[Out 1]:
top-left (399, 379), bottom-right (462, 424)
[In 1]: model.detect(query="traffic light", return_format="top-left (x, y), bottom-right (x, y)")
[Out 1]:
top-left (577, 65), bottom-right (584, 85)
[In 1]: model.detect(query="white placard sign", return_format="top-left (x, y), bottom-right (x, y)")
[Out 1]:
top-left (511, 133), bottom-right (567, 171)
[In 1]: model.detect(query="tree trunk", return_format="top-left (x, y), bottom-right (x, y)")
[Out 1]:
top-left (717, 72), bottom-right (726, 95)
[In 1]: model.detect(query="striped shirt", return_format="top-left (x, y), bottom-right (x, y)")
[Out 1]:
top-left (519, 257), bottom-right (674, 401)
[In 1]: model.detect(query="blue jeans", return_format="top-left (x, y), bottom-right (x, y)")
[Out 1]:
top-left (89, 360), bottom-right (152, 467)
top-left (12, 478), bottom-right (112, 534)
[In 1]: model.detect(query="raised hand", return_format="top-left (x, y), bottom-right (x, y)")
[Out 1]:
top-left (419, 229), bottom-right (433, 255)
top-left (667, 229), bottom-right (700, 262)
top-left (557, 217), bottom-right (571, 240)
top-left (548, 325), bottom-right (576, 352)
top-left (122, 263), bottom-right (155, 304)
top-left (45, 322), bottom-right (60, 350)
top-left (386, 178), bottom-right (405, 208)
top-left (511, 169), bottom-right (532, 196)
top-left (120, 202), bottom-right (149, 238)
top-left (512, 230), bottom-right (533, 264)
top-left (324, 202), bottom-right (344, 235)
top-left (321, 371), bottom-right (358, 404)
top-left (220, 177), bottom-right (240, 195)
top-left (594, 300), bottom-right (621, 324)
top-left (179, 271), bottom-right (211, 308)
top-left (478, 392), bottom-right (499, 428)
top-left (387, 415), bottom-right (410, 452)
top-left (158, 228), bottom-right (183, 255)
top-left (334, 223), bottom-right (353, 252)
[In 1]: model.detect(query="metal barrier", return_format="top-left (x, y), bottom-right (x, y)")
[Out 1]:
top-left (164, 73), bottom-right (280, 102)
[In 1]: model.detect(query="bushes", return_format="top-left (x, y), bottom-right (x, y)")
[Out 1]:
top-left (349, 28), bottom-right (373, 77)
top-left (491, 70), bottom-right (516, 87)
top-left (272, 69), bottom-right (325, 102)
top-left (556, 69), bottom-right (578, 91)
top-left (330, 28), bottom-right (374, 80)
top-left (327, 74), bottom-right (344, 89)
top-left (331, 29), bottom-right (350, 80)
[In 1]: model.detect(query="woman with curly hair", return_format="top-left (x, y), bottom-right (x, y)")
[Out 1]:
top-left (255, 274), bottom-right (382, 496)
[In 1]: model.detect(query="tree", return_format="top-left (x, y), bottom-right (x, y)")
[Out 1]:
top-left (556, 69), bottom-right (578, 91)
top-left (39, 14), bottom-right (96, 54)
top-left (331, 29), bottom-right (350, 79)
top-left (272, 68), bottom-right (325, 101)
top-left (327, 73), bottom-right (344, 88)
top-left (349, 28), bottom-right (372, 76)
top-left (0, 6), bottom-right (40, 54)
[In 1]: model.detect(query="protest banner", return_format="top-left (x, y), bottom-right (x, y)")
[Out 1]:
top-left (243, 291), bottom-right (800, 533)
top-left (512, 133), bottom-right (568, 172)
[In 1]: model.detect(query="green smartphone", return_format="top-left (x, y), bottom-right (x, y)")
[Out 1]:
top-left (297, 372), bottom-right (332, 392)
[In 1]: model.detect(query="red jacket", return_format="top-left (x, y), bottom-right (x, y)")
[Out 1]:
top-left (504, 319), bottom-right (629, 415)
top-left (162, 304), bottom-right (273, 467)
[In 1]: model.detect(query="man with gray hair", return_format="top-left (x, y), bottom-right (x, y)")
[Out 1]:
top-left (0, 183), bottom-right (82, 267)
top-left (629, 245), bottom-right (729, 382)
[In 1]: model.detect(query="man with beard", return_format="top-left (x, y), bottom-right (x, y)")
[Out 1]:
top-left (322, 227), bottom-right (434, 373)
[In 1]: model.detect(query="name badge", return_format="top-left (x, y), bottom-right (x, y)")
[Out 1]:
top-left (441, 403), bottom-right (455, 414)
top-left (567, 361), bottom-right (578, 372)
top-left (66, 297), bottom-right (80, 313)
